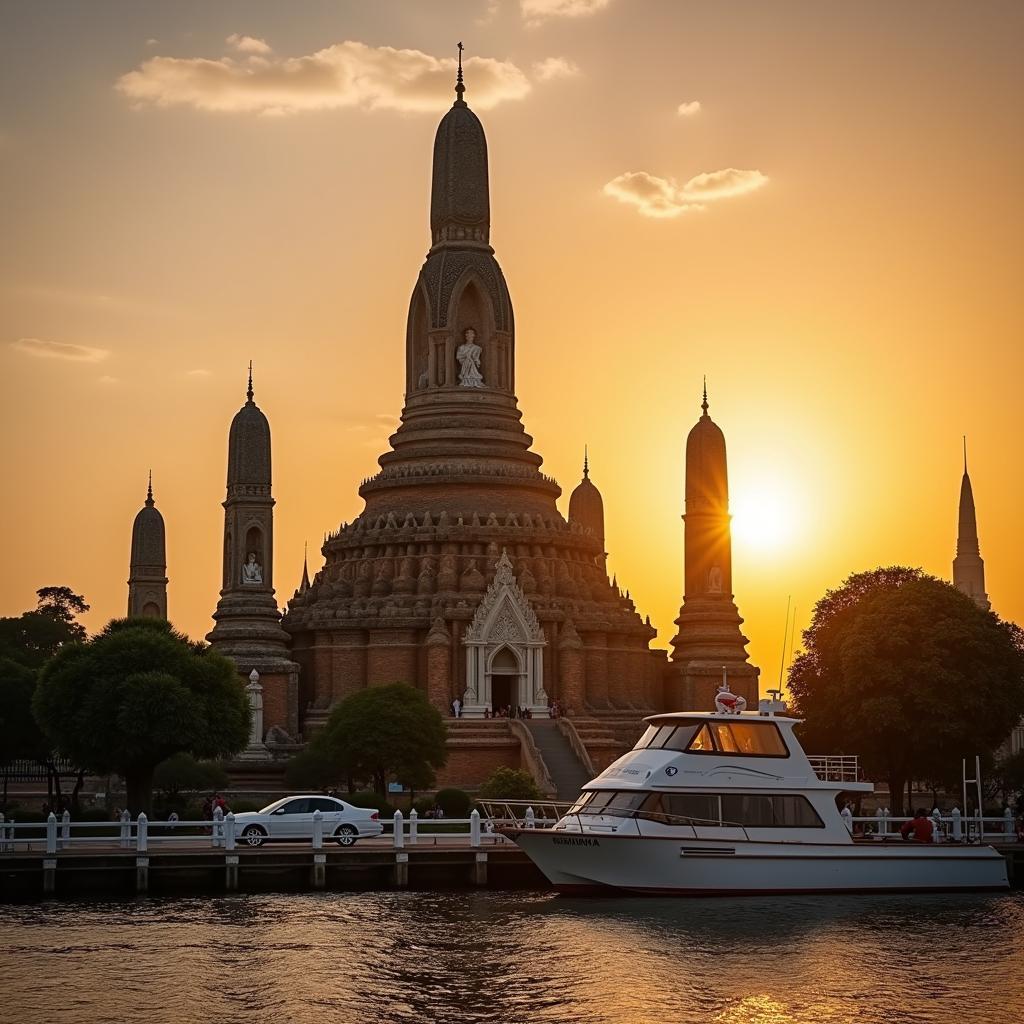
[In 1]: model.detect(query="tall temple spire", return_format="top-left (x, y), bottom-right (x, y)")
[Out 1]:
top-left (583, 445), bottom-right (589, 479)
top-left (669, 390), bottom-right (759, 709)
top-left (953, 437), bottom-right (989, 610)
top-left (128, 471), bottom-right (167, 619)
top-left (455, 41), bottom-right (466, 106)
top-left (247, 360), bottom-right (254, 404)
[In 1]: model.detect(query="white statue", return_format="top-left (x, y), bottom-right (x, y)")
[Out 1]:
top-left (241, 551), bottom-right (263, 585)
top-left (456, 328), bottom-right (484, 388)
top-left (707, 565), bottom-right (723, 594)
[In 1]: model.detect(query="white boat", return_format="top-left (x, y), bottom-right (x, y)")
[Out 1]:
top-left (495, 694), bottom-right (1009, 896)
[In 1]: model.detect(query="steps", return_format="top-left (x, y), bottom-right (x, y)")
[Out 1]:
top-left (524, 720), bottom-right (592, 802)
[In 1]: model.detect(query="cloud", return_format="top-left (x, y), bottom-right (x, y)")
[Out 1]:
top-left (10, 337), bottom-right (110, 362)
top-left (677, 100), bottom-right (701, 117)
top-left (187, 368), bottom-right (212, 377)
top-left (532, 57), bottom-right (580, 81)
top-left (602, 168), bottom-right (768, 218)
top-left (145, 38), bottom-right (159, 48)
top-left (117, 40), bottom-right (532, 115)
top-left (227, 34), bottom-right (272, 55)
top-left (521, 0), bottom-right (612, 25)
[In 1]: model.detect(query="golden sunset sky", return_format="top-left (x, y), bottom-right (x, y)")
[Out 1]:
top-left (2, 0), bottom-right (1022, 685)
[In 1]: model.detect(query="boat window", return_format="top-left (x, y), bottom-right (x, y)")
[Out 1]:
top-left (605, 792), bottom-right (647, 812)
top-left (654, 793), bottom-right (721, 824)
top-left (686, 721), bottom-right (788, 757)
top-left (658, 724), bottom-right (701, 751)
top-left (771, 795), bottom-right (824, 828)
top-left (688, 724), bottom-right (714, 751)
top-left (634, 726), bottom-right (660, 750)
top-left (645, 725), bottom-right (678, 749)
top-left (721, 794), bottom-right (774, 828)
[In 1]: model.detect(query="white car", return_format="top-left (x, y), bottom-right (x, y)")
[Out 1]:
top-left (233, 795), bottom-right (383, 847)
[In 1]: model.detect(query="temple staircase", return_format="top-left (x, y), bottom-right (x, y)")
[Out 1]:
top-left (524, 719), bottom-right (591, 802)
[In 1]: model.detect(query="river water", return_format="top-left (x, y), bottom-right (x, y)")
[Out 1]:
top-left (2, 891), bottom-right (1021, 1024)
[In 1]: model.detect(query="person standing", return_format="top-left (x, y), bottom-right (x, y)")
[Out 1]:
top-left (452, 697), bottom-right (462, 718)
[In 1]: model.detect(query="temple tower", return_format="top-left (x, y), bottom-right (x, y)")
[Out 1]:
top-left (127, 472), bottom-right (167, 618)
top-left (953, 440), bottom-right (990, 610)
top-left (208, 366), bottom-right (299, 740)
top-left (284, 59), bottom-right (656, 726)
top-left (667, 385), bottom-right (759, 710)
top-left (568, 450), bottom-right (605, 556)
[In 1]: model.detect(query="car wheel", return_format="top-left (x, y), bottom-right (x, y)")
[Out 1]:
top-left (335, 824), bottom-right (358, 847)
top-left (241, 825), bottom-right (266, 847)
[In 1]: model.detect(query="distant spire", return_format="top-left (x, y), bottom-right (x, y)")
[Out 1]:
top-left (583, 445), bottom-right (589, 479)
top-left (300, 541), bottom-right (311, 594)
top-left (146, 469), bottom-right (154, 507)
top-left (246, 360), bottom-right (254, 403)
top-left (963, 434), bottom-right (968, 475)
top-left (701, 376), bottom-right (709, 415)
top-left (455, 41), bottom-right (466, 106)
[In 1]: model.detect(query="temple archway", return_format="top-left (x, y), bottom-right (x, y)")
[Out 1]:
top-left (462, 551), bottom-right (547, 718)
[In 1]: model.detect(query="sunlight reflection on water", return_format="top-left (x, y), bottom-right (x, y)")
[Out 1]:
top-left (1, 891), bottom-right (1022, 1024)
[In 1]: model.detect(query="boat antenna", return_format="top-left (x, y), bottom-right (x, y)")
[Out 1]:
top-left (777, 595), bottom-right (791, 689)
top-left (783, 605), bottom-right (798, 683)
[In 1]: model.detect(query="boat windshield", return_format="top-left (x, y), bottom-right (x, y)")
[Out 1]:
top-left (635, 719), bottom-right (789, 757)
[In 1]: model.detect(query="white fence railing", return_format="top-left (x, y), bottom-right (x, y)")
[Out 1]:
top-left (849, 808), bottom-right (1018, 842)
top-left (0, 807), bottom-right (520, 855)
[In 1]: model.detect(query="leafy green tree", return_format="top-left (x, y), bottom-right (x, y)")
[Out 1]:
top-left (33, 618), bottom-right (250, 814)
top-left (434, 787), bottom-right (473, 817)
top-left (153, 753), bottom-right (229, 801)
top-left (477, 767), bottom-right (543, 801)
top-left (788, 567), bottom-right (1024, 813)
top-left (992, 749), bottom-right (1024, 809)
top-left (284, 744), bottom-right (338, 791)
top-left (311, 683), bottom-right (447, 795)
top-left (0, 587), bottom-right (89, 669)
top-left (0, 658), bottom-right (48, 809)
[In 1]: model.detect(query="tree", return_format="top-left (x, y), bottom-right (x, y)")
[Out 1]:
top-left (478, 767), bottom-right (543, 801)
top-left (153, 753), bottom-right (229, 802)
top-left (0, 587), bottom-right (89, 669)
top-left (788, 567), bottom-right (1024, 813)
top-left (311, 683), bottom-right (447, 795)
top-left (33, 618), bottom-right (250, 814)
top-left (0, 658), bottom-right (48, 810)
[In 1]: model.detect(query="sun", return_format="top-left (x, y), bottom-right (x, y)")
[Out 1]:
top-left (731, 478), bottom-right (800, 553)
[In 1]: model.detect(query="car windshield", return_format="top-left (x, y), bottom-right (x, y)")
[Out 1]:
top-left (259, 800), bottom-right (287, 814)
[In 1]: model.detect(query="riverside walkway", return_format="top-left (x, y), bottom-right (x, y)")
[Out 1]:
top-left (0, 810), bottom-right (544, 900)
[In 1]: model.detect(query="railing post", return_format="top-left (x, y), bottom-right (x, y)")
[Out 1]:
top-left (0, 813), bottom-right (5, 854)
top-left (225, 812), bottom-right (236, 852)
top-left (409, 808), bottom-right (418, 845)
top-left (931, 808), bottom-right (943, 843)
top-left (120, 809), bottom-right (131, 849)
top-left (951, 806), bottom-right (962, 842)
top-left (137, 812), bottom-right (148, 853)
top-left (1004, 807), bottom-right (1014, 837)
top-left (46, 812), bottom-right (57, 855)
top-left (312, 809), bottom-right (323, 850)
top-left (525, 806), bottom-right (536, 830)
top-left (212, 806), bottom-right (224, 848)
top-left (60, 810), bottom-right (71, 849)
top-left (875, 807), bottom-right (884, 837)
top-left (393, 809), bottom-right (404, 850)
top-left (470, 808), bottom-right (481, 848)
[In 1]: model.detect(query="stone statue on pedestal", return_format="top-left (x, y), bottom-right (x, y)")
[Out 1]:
top-left (241, 552), bottom-right (264, 585)
top-left (457, 328), bottom-right (484, 388)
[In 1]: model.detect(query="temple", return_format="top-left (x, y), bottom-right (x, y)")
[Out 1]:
top-left (952, 439), bottom-right (989, 611)
top-left (282, 66), bottom-right (660, 736)
top-left (127, 472), bottom-right (167, 619)
top-left (667, 384), bottom-right (760, 709)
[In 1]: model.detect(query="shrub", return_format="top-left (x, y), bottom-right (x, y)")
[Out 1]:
top-left (434, 788), bottom-right (472, 818)
top-left (477, 767), bottom-right (542, 801)
top-left (346, 790), bottom-right (396, 817)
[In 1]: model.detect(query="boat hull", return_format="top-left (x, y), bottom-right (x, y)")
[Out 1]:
top-left (505, 830), bottom-right (1010, 896)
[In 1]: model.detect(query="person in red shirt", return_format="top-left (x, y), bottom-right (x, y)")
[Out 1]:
top-left (900, 808), bottom-right (935, 843)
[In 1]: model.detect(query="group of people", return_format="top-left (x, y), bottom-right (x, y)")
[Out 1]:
top-left (201, 793), bottom-right (230, 819)
top-left (450, 697), bottom-right (565, 718)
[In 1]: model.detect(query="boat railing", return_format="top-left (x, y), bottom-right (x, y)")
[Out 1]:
top-left (478, 800), bottom-right (753, 842)
top-left (807, 755), bottom-right (861, 783)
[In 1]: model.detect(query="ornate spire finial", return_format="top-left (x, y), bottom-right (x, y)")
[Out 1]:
top-left (963, 435), bottom-right (968, 474)
top-left (247, 360), bottom-right (254, 403)
top-left (701, 376), bottom-right (708, 415)
top-left (455, 41), bottom-right (466, 106)
top-left (583, 445), bottom-right (589, 479)
top-left (146, 469), bottom-right (154, 507)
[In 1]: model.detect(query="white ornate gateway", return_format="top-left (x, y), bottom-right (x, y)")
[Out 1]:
top-left (462, 551), bottom-right (548, 718)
